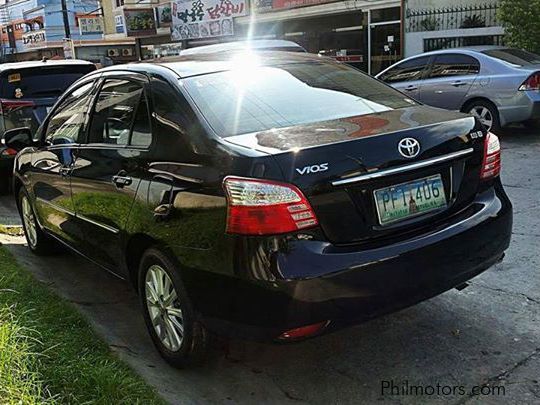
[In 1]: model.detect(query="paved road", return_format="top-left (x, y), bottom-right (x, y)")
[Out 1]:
top-left (0, 129), bottom-right (538, 404)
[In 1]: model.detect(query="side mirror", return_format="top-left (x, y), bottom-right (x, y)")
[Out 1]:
top-left (3, 127), bottom-right (33, 151)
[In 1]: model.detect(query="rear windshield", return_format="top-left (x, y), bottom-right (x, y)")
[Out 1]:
top-left (183, 61), bottom-right (415, 137)
top-left (0, 65), bottom-right (96, 99)
top-left (482, 48), bottom-right (540, 66)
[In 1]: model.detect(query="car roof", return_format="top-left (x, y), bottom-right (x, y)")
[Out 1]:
top-left (179, 40), bottom-right (305, 56)
top-left (0, 59), bottom-right (95, 73)
top-left (104, 51), bottom-right (329, 79)
top-left (410, 46), bottom-right (508, 58)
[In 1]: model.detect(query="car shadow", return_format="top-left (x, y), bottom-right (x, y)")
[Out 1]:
top-left (1, 234), bottom-right (537, 404)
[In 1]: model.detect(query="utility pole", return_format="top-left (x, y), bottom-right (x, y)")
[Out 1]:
top-left (61, 0), bottom-right (71, 38)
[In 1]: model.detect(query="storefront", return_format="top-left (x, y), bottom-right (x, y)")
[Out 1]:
top-left (235, 0), bottom-right (402, 75)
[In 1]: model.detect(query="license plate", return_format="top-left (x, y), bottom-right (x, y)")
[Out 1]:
top-left (374, 174), bottom-right (447, 225)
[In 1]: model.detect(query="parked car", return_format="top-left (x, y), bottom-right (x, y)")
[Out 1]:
top-left (376, 46), bottom-right (540, 133)
top-left (0, 59), bottom-right (96, 193)
top-left (7, 51), bottom-right (512, 368)
top-left (179, 39), bottom-right (306, 56)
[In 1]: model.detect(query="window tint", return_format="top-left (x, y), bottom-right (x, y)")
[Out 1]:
top-left (428, 54), bottom-right (480, 78)
top-left (482, 48), bottom-right (540, 66)
top-left (45, 81), bottom-right (96, 144)
top-left (378, 56), bottom-right (430, 83)
top-left (0, 65), bottom-right (96, 99)
top-left (87, 79), bottom-right (149, 146)
top-left (184, 61), bottom-right (416, 137)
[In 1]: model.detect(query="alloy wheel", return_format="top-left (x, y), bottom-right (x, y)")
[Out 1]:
top-left (145, 264), bottom-right (184, 352)
top-left (21, 195), bottom-right (38, 248)
top-left (470, 106), bottom-right (493, 131)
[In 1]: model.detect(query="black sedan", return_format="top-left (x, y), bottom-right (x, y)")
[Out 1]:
top-left (6, 51), bottom-right (512, 367)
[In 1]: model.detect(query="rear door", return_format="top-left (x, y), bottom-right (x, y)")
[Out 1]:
top-left (377, 55), bottom-right (432, 100)
top-left (70, 72), bottom-right (153, 271)
top-left (418, 53), bottom-right (480, 110)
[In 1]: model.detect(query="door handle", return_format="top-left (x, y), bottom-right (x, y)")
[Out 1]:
top-left (112, 172), bottom-right (132, 188)
top-left (451, 81), bottom-right (467, 87)
top-left (404, 85), bottom-right (418, 91)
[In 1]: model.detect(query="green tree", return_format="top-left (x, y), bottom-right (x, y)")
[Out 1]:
top-left (499, 0), bottom-right (540, 53)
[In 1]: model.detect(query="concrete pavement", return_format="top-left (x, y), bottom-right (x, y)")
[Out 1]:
top-left (0, 128), bottom-right (538, 404)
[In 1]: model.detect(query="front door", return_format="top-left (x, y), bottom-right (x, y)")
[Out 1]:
top-left (417, 53), bottom-right (480, 110)
top-left (70, 74), bottom-right (153, 273)
top-left (32, 80), bottom-right (98, 245)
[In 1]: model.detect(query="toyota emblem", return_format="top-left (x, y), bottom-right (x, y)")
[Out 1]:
top-left (398, 138), bottom-right (421, 158)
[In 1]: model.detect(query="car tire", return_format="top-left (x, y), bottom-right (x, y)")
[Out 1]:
top-left (464, 100), bottom-right (501, 133)
top-left (138, 247), bottom-right (210, 368)
top-left (18, 188), bottom-right (57, 255)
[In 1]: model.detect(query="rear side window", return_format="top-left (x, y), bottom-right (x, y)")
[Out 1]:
top-left (0, 65), bottom-right (96, 100)
top-left (378, 56), bottom-right (430, 83)
top-left (482, 48), bottom-right (540, 66)
top-left (87, 79), bottom-right (151, 146)
top-left (428, 54), bottom-right (480, 78)
top-left (184, 61), bottom-right (416, 137)
top-left (45, 81), bottom-right (96, 145)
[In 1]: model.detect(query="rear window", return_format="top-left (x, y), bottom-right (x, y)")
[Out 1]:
top-left (183, 61), bottom-right (415, 137)
top-left (0, 65), bottom-right (96, 99)
top-left (482, 48), bottom-right (540, 66)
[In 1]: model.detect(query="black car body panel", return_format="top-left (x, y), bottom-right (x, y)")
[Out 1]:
top-left (12, 52), bottom-right (512, 342)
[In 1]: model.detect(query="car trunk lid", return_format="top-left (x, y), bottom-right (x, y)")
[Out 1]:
top-left (225, 106), bottom-right (486, 245)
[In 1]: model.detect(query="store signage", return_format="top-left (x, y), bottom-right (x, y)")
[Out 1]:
top-left (77, 14), bottom-right (104, 35)
top-left (115, 15), bottom-right (125, 34)
top-left (123, 8), bottom-right (157, 37)
top-left (254, 0), bottom-right (339, 12)
top-left (22, 30), bottom-right (46, 49)
top-left (171, 0), bottom-right (246, 40)
top-left (1, 16), bottom-right (44, 47)
top-left (156, 3), bottom-right (173, 28)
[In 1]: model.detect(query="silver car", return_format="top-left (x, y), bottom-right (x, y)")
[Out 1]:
top-left (376, 46), bottom-right (540, 132)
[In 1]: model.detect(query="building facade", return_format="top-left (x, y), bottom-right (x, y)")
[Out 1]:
top-left (403, 0), bottom-right (503, 57)
top-left (0, 0), bottom-right (134, 63)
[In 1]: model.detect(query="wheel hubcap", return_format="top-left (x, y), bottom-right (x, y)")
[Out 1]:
top-left (21, 196), bottom-right (37, 248)
top-left (145, 265), bottom-right (184, 352)
top-left (470, 106), bottom-right (493, 131)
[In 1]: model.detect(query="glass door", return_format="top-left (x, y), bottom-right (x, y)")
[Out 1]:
top-left (370, 22), bottom-right (401, 75)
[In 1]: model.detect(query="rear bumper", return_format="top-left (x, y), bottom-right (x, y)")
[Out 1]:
top-left (202, 183), bottom-right (512, 341)
top-left (499, 91), bottom-right (540, 125)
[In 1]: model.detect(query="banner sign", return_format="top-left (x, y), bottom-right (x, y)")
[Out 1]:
top-left (254, 0), bottom-right (338, 12)
top-left (114, 14), bottom-right (125, 34)
top-left (171, 0), bottom-right (246, 40)
top-left (77, 14), bottom-right (104, 35)
top-left (123, 8), bottom-right (157, 37)
top-left (22, 30), bottom-right (46, 49)
top-left (156, 3), bottom-right (173, 28)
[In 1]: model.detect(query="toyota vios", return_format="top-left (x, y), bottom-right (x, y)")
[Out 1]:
top-left (7, 52), bottom-right (512, 367)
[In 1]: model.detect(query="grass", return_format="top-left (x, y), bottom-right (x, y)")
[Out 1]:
top-left (0, 246), bottom-right (165, 404)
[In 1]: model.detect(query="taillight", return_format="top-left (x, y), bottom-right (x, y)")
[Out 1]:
top-left (1, 148), bottom-right (18, 156)
top-left (223, 176), bottom-right (318, 235)
top-left (480, 132), bottom-right (501, 180)
top-left (519, 72), bottom-right (540, 90)
top-left (0, 99), bottom-right (35, 114)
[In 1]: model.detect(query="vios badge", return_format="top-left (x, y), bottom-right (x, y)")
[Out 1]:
top-left (398, 138), bottom-right (421, 158)
top-left (296, 163), bottom-right (329, 175)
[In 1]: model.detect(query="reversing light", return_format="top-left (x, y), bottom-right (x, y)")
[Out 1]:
top-left (223, 176), bottom-right (318, 235)
top-left (480, 132), bottom-right (501, 180)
